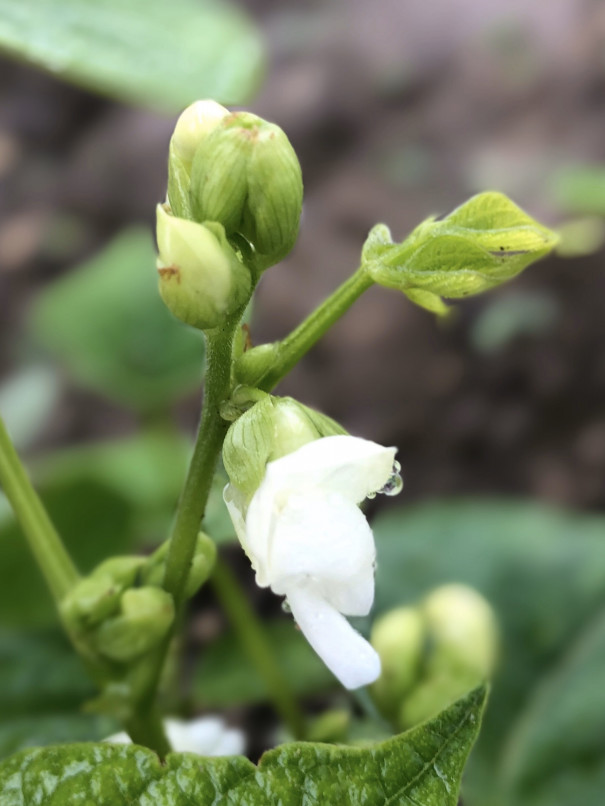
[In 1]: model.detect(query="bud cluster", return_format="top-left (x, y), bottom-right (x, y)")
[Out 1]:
top-left (370, 584), bottom-right (499, 728)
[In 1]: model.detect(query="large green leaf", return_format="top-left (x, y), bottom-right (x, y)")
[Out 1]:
top-left (0, 0), bottom-right (263, 112)
top-left (194, 620), bottom-right (333, 708)
top-left (0, 686), bottom-right (486, 805)
top-left (372, 498), bottom-right (605, 806)
top-left (29, 228), bottom-right (204, 412)
top-left (0, 630), bottom-right (116, 759)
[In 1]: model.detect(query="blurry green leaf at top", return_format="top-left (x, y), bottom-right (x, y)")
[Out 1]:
top-left (551, 165), bottom-right (605, 216)
top-left (0, 0), bottom-right (263, 113)
top-left (372, 499), bottom-right (605, 806)
top-left (29, 229), bottom-right (204, 413)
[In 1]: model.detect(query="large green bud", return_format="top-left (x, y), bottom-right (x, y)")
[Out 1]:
top-left (370, 584), bottom-right (499, 729)
top-left (222, 394), bottom-right (346, 502)
top-left (189, 111), bottom-right (303, 271)
top-left (156, 204), bottom-right (251, 330)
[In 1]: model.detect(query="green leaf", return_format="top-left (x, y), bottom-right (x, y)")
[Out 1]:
top-left (29, 229), bottom-right (204, 412)
top-left (551, 165), bottom-right (605, 216)
top-left (0, 0), bottom-right (263, 112)
top-left (0, 630), bottom-right (116, 759)
top-left (363, 193), bottom-right (558, 314)
top-left (372, 498), bottom-right (605, 806)
top-left (194, 620), bottom-right (333, 708)
top-left (0, 686), bottom-right (487, 805)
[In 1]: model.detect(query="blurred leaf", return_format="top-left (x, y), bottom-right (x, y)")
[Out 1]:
top-left (34, 430), bottom-right (189, 543)
top-left (194, 620), bottom-right (333, 708)
top-left (0, 478), bottom-right (133, 628)
top-left (555, 217), bottom-right (605, 258)
top-left (551, 165), bottom-right (605, 216)
top-left (0, 365), bottom-right (61, 451)
top-left (372, 498), bottom-right (605, 806)
top-left (0, 630), bottom-right (116, 759)
top-left (29, 229), bottom-right (204, 412)
top-left (470, 291), bottom-right (558, 354)
top-left (0, 0), bottom-right (263, 112)
top-left (499, 606), bottom-right (605, 806)
top-left (0, 687), bottom-right (486, 805)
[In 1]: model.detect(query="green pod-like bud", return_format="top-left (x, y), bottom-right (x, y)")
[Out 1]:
top-left (167, 100), bottom-right (230, 219)
top-left (233, 343), bottom-right (279, 388)
top-left (94, 587), bottom-right (175, 663)
top-left (189, 111), bottom-right (303, 270)
top-left (369, 606), bottom-right (425, 720)
top-left (143, 532), bottom-right (217, 599)
top-left (156, 204), bottom-right (251, 330)
top-left (222, 395), bottom-right (346, 500)
top-left (362, 192), bottom-right (559, 315)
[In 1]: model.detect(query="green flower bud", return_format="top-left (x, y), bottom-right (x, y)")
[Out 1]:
top-left (234, 343), bottom-right (279, 388)
top-left (189, 111), bottom-right (303, 270)
top-left (370, 606), bottom-right (425, 720)
top-left (156, 204), bottom-right (251, 330)
top-left (94, 587), bottom-right (175, 663)
top-left (222, 395), bottom-right (346, 500)
top-left (143, 532), bottom-right (216, 599)
top-left (167, 100), bottom-right (230, 220)
top-left (362, 192), bottom-right (559, 315)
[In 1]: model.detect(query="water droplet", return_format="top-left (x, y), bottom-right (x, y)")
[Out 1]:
top-left (366, 491), bottom-right (377, 500)
top-left (367, 460), bottom-right (404, 499)
top-left (281, 599), bottom-right (292, 614)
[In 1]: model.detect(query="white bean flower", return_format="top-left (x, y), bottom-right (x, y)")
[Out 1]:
top-left (105, 716), bottom-right (245, 756)
top-left (224, 435), bottom-right (400, 690)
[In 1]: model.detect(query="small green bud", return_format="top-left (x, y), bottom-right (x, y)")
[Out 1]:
top-left (144, 532), bottom-right (216, 599)
top-left (167, 101), bottom-right (230, 219)
top-left (370, 606), bottom-right (425, 720)
top-left (94, 587), bottom-right (175, 663)
top-left (222, 395), bottom-right (346, 500)
top-left (421, 583), bottom-right (498, 679)
top-left (156, 204), bottom-right (251, 330)
top-left (189, 111), bottom-right (303, 270)
top-left (234, 343), bottom-right (279, 388)
top-left (363, 192), bottom-right (559, 314)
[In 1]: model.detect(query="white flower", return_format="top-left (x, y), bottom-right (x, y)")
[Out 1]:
top-left (105, 716), bottom-right (245, 756)
top-left (224, 435), bottom-right (398, 689)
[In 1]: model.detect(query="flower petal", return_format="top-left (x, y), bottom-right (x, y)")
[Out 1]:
top-left (262, 435), bottom-right (397, 504)
top-left (286, 583), bottom-right (381, 689)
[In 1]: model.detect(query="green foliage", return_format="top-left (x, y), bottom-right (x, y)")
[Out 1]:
top-left (372, 498), bottom-right (605, 806)
top-left (194, 620), bottom-right (333, 708)
top-left (0, 0), bottom-right (263, 112)
top-left (0, 687), bottom-right (486, 805)
top-left (0, 630), bottom-right (116, 759)
top-left (29, 229), bottom-right (204, 413)
top-left (551, 165), bottom-right (605, 216)
top-left (362, 192), bottom-right (558, 314)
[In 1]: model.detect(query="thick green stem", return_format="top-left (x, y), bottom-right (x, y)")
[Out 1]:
top-left (0, 415), bottom-right (79, 601)
top-left (163, 319), bottom-right (239, 607)
top-left (259, 266), bottom-right (373, 392)
top-left (125, 706), bottom-right (172, 757)
top-left (211, 557), bottom-right (306, 739)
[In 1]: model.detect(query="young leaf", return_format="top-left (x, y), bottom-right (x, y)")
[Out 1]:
top-left (363, 193), bottom-right (558, 314)
top-left (0, 686), bottom-right (487, 805)
top-left (0, 0), bottom-right (263, 112)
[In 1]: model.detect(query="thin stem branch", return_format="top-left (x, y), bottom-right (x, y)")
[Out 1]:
top-left (0, 415), bottom-right (79, 602)
top-left (211, 557), bottom-right (306, 739)
top-left (258, 266), bottom-right (373, 392)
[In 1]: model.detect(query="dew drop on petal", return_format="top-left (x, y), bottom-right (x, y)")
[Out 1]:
top-left (367, 460), bottom-right (403, 499)
top-left (281, 598), bottom-right (292, 614)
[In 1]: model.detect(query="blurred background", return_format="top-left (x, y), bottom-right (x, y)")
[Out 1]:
top-left (1, 1), bottom-right (605, 804)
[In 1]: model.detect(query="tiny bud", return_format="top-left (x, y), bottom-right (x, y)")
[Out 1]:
top-left (171, 100), bottom-right (229, 167)
top-left (234, 342), bottom-right (279, 388)
top-left (94, 587), bottom-right (175, 663)
top-left (189, 111), bottom-right (303, 269)
top-left (144, 532), bottom-right (216, 599)
top-left (370, 606), bottom-right (425, 720)
top-left (156, 204), bottom-right (251, 330)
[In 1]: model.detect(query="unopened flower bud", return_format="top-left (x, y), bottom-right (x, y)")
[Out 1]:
top-left (370, 606), bottom-right (424, 720)
top-left (144, 532), bottom-right (216, 599)
top-left (94, 587), bottom-right (175, 663)
top-left (189, 111), bottom-right (303, 269)
top-left (156, 204), bottom-right (251, 330)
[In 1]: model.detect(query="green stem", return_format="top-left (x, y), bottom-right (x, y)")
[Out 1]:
top-left (259, 266), bottom-right (373, 392)
top-left (125, 706), bottom-right (171, 758)
top-left (0, 415), bottom-right (79, 601)
top-left (163, 318), bottom-right (239, 607)
top-left (211, 557), bottom-right (306, 739)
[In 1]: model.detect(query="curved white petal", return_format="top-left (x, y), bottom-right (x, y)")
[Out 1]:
top-left (262, 435), bottom-right (397, 504)
top-left (286, 583), bottom-right (381, 689)
top-left (267, 490), bottom-right (375, 614)
top-left (104, 717), bottom-right (245, 757)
